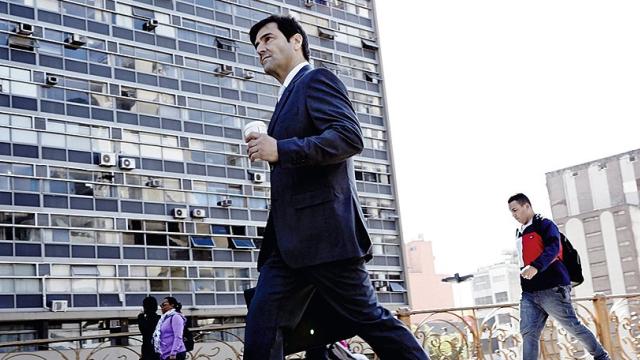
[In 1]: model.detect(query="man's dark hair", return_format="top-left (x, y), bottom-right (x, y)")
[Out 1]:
top-left (249, 15), bottom-right (310, 61)
top-left (142, 296), bottom-right (158, 315)
top-left (508, 193), bottom-right (531, 206)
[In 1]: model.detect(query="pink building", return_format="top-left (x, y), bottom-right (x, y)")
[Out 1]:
top-left (404, 239), bottom-right (455, 324)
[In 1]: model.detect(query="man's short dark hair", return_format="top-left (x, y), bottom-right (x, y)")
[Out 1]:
top-left (508, 193), bottom-right (531, 206)
top-left (249, 15), bottom-right (310, 61)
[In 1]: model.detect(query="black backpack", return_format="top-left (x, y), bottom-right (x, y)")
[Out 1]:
top-left (560, 232), bottom-right (584, 287)
top-left (182, 318), bottom-right (194, 352)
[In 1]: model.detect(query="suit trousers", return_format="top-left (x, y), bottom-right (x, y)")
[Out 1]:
top-left (243, 252), bottom-right (429, 360)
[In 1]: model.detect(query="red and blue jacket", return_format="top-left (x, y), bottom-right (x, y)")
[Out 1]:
top-left (516, 214), bottom-right (570, 292)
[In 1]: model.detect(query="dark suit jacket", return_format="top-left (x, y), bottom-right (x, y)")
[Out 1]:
top-left (257, 65), bottom-right (371, 269)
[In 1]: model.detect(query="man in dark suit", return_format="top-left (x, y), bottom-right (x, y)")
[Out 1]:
top-left (243, 15), bottom-right (429, 360)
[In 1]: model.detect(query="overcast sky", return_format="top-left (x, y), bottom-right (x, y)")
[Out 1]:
top-left (374, 1), bottom-right (640, 275)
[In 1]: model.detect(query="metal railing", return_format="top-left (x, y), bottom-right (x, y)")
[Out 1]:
top-left (397, 292), bottom-right (640, 359)
top-left (1, 293), bottom-right (640, 359)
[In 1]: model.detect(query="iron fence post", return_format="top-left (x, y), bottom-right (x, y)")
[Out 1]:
top-left (592, 293), bottom-right (614, 357)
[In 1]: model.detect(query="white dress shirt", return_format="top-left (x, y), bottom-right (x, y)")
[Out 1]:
top-left (277, 61), bottom-right (310, 102)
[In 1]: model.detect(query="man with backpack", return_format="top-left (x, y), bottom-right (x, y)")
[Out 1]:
top-left (507, 193), bottom-right (610, 360)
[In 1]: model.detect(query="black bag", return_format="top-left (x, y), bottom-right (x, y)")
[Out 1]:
top-left (560, 232), bottom-right (584, 287)
top-left (244, 287), bottom-right (356, 355)
top-left (183, 319), bottom-right (194, 352)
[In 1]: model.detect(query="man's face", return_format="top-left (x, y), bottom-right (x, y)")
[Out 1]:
top-left (509, 201), bottom-right (532, 225)
top-left (254, 22), bottom-right (301, 82)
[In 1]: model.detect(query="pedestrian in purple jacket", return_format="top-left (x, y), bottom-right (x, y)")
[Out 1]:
top-left (152, 297), bottom-right (187, 360)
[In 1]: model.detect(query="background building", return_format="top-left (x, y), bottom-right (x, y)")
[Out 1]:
top-left (546, 148), bottom-right (640, 297)
top-left (404, 237), bottom-right (454, 324)
top-left (0, 0), bottom-right (407, 343)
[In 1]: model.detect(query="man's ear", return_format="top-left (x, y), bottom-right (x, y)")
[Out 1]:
top-left (291, 33), bottom-right (303, 50)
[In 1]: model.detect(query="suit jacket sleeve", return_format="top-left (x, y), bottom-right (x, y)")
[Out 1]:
top-left (530, 219), bottom-right (561, 272)
top-left (276, 69), bottom-right (364, 168)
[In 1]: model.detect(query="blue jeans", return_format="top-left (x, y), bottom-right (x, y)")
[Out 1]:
top-left (520, 285), bottom-right (610, 360)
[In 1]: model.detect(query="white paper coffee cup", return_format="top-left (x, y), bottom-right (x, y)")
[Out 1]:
top-left (242, 121), bottom-right (267, 141)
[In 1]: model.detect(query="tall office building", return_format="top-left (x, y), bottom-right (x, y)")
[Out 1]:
top-left (0, 0), bottom-right (407, 342)
top-left (546, 149), bottom-right (640, 297)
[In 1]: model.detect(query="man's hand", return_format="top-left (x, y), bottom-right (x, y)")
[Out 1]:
top-left (520, 265), bottom-right (538, 280)
top-left (246, 133), bottom-right (278, 162)
top-left (169, 356), bottom-right (176, 360)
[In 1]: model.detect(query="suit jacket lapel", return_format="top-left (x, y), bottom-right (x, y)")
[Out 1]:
top-left (268, 65), bottom-right (312, 135)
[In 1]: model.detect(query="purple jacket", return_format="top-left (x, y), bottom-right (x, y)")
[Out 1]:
top-left (157, 313), bottom-right (186, 359)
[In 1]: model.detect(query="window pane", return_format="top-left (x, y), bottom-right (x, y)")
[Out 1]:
top-left (12, 129), bottom-right (38, 144)
top-left (125, 279), bottom-right (147, 292)
top-left (0, 279), bottom-right (14, 293)
top-left (15, 279), bottom-right (40, 293)
top-left (41, 133), bottom-right (66, 147)
top-left (14, 264), bottom-right (36, 276)
top-left (48, 279), bottom-right (71, 292)
top-left (98, 279), bottom-right (120, 293)
top-left (72, 279), bottom-right (97, 292)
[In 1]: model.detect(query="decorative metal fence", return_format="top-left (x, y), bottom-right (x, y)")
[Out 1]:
top-left (1, 293), bottom-right (640, 359)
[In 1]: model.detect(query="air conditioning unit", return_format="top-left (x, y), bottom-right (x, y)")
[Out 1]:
top-left (143, 19), bottom-right (159, 31)
top-left (66, 33), bottom-right (87, 47)
top-left (217, 199), bottom-right (232, 207)
top-left (99, 153), bottom-right (116, 167)
top-left (252, 172), bottom-right (265, 184)
top-left (172, 207), bottom-right (187, 219)
top-left (15, 23), bottom-right (33, 36)
top-left (243, 70), bottom-right (255, 79)
top-left (45, 75), bottom-right (59, 86)
top-left (304, 0), bottom-right (314, 7)
top-left (215, 64), bottom-right (233, 76)
top-left (50, 300), bottom-right (68, 312)
top-left (191, 208), bottom-right (207, 218)
top-left (146, 179), bottom-right (161, 187)
top-left (119, 157), bottom-right (136, 170)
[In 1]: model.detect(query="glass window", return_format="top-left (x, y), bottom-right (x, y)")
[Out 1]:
top-left (0, 279), bottom-right (14, 293)
top-left (10, 68), bottom-right (30, 82)
top-left (48, 279), bottom-right (71, 292)
top-left (92, 139), bottom-right (113, 152)
top-left (0, 127), bottom-right (9, 142)
top-left (147, 266), bottom-right (170, 277)
top-left (72, 278), bottom-right (97, 293)
top-left (140, 145), bottom-right (162, 159)
top-left (11, 129), bottom-right (38, 144)
top-left (124, 279), bottom-right (147, 292)
top-left (62, 1), bottom-right (85, 16)
top-left (142, 188), bottom-right (163, 202)
top-left (71, 266), bottom-right (98, 276)
top-left (150, 279), bottom-right (170, 291)
top-left (171, 280), bottom-right (191, 292)
top-left (162, 148), bottom-right (183, 161)
top-left (97, 232), bottom-right (120, 244)
top-left (38, 0), bottom-right (60, 11)
top-left (13, 178), bottom-right (39, 192)
top-left (98, 279), bottom-right (120, 293)
top-left (41, 133), bottom-right (66, 147)
top-left (129, 266), bottom-right (146, 277)
top-left (66, 123), bottom-right (91, 136)
top-left (66, 136), bottom-right (91, 151)
top-left (69, 230), bottom-right (95, 243)
top-left (51, 264), bottom-right (70, 276)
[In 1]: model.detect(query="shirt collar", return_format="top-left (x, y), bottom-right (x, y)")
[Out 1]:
top-left (518, 217), bottom-right (534, 236)
top-left (278, 61), bottom-right (310, 101)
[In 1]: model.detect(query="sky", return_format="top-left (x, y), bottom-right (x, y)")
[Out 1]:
top-left (374, 1), bottom-right (640, 275)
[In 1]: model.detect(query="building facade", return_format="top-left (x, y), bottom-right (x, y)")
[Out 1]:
top-left (404, 238), bottom-right (454, 324)
top-left (546, 149), bottom-right (640, 297)
top-left (0, 0), bottom-right (407, 343)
